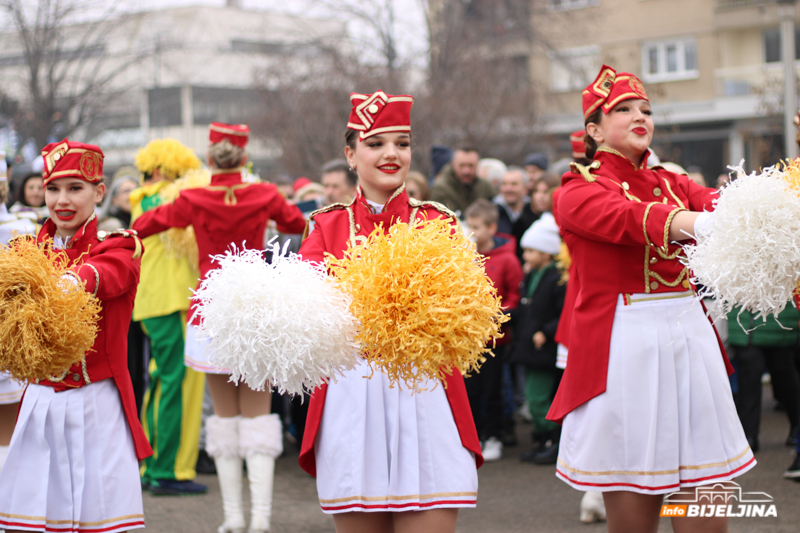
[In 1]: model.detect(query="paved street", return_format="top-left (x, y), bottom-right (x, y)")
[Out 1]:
top-left (143, 390), bottom-right (800, 533)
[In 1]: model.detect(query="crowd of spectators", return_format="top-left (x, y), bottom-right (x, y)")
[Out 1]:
top-left (4, 142), bottom-right (798, 482)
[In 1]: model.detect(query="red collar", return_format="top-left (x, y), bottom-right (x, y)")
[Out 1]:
top-left (210, 170), bottom-right (243, 186)
top-left (594, 147), bottom-right (650, 173)
top-left (354, 183), bottom-right (409, 216)
top-left (40, 212), bottom-right (97, 249)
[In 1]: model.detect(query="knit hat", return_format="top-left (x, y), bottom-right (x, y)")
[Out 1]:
top-left (523, 153), bottom-right (548, 170)
top-left (520, 213), bottom-right (561, 255)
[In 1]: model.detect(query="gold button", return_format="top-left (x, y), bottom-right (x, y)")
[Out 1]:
top-left (622, 182), bottom-right (630, 190)
top-left (72, 373), bottom-right (81, 382)
top-left (682, 280), bottom-right (691, 289)
top-left (368, 104), bottom-right (379, 114)
top-left (650, 257), bottom-right (657, 264)
top-left (355, 224), bottom-right (361, 232)
top-left (97, 230), bottom-right (107, 240)
top-left (650, 281), bottom-right (659, 291)
top-left (54, 152), bottom-right (62, 161)
top-left (653, 187), bottom-right (662, 197)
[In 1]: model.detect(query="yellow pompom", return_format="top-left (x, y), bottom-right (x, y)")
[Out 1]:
top-left (157, 168), bottom-right (211, 270)
top-left (783, 158), bottom-right (800, 194)
top-left (0, 238), bottom-right (102, 382)
top-left (134, 139), bottom-right (202, 180)
top-left (327, 217), bottom-right (509, 391)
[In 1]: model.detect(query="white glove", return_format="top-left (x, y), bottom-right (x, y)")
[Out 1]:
top-left (693, 211), bottom-right (714, 240)
top-left (58, 272), bottom-right (80, 294)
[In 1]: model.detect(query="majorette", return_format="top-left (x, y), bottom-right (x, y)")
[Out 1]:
top-left (548, 64), bottom-right (754, 529)
top-left (298, 91), bottom-right (483, 531)
top-left (132, 122), bottom-right (306, 533)
top-left (0, 140), bottom-right (150, 533)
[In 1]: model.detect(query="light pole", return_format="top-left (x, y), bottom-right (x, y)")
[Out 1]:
top-left (779, 0), bottom-right (798, 160)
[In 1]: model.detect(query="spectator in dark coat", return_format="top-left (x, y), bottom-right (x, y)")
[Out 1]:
top-left (464, 199), bottom-right (524, 462)
top-left (430, 146), bottom-right (495, 216)
top-left (494, 167), bottom-right (538, 261)
top-left (510, 214), bottom-right (565, 464)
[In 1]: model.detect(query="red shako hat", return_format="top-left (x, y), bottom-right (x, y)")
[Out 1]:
top-left (209, 122), bottom-right (249, 148)
top-left (582, 65), bottom-right (648, 120)
top-left (41, 139), bottom-right (104, 186)
top-left (347, 91), bottom-right (414, 141)
top-left (570, 130), bottom-right (586, 159)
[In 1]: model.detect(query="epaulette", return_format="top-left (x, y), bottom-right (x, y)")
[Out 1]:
top-left (302, 199), bottom-right (356, 240)
top-left (6, 233), bottom-right (37, 246)
top-left (569, 160), bottom-right (601, 183)
top-left (408, 198), bottom-right (457, 219)
top-left (649, 164), bottom-right (688, 176)
top-left (97, 229), bottom-right (143, 260)
top-left (307, 199), bottom-right (354, 222)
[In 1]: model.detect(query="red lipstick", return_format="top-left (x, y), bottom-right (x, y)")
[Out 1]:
top-left (56, 210), bottom-right (76, 221)
top-left (633, 127), bottom-right (647, 135)
top-left (378, 164), bottom-right (400, 174)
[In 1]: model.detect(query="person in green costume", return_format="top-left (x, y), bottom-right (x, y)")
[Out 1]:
top-left (132, 139), bottom-right (208, 495)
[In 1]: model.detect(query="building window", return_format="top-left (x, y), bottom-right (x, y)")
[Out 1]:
top-left (549, 46), bottom-right (601, 92)
top-left (763, 27), bottom-right (800, 63)
top-left (547, 0), bottom-right (599, 11)
top-left (641, 39), bottom-right (698, 82)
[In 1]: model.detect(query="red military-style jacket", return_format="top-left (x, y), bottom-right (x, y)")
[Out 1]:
top-left (132, 170), bottom-right (307, 324)
top-left (551, 188), bottom-right (577, 350)
top-left (547, 147), bottom-right (733, 424)
top-left (297, 186), bottom-right (484, 477)
top-left (37, 214), bottom-right (153, 461)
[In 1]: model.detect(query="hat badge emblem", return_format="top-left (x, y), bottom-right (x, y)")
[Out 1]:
top-left (368, 103), bottom-right (379, 114)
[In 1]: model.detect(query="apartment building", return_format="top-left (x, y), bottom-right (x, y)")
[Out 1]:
top-left (532, 0), bottom-right (800, 177)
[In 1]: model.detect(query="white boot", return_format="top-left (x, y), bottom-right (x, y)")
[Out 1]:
top-left (0, 445), bottom-right (8, 473)
top-left (207, 416), bottom-right (246, 533)
top-left (240, 414), bottom-right (283, 533)
top-left (580, 491), bottom-right (607, 523)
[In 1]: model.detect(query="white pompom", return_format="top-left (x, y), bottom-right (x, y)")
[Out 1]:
top-left (193, 240), bottom-right (360, 395)
top-left (684, 163), bottom-right (800, 320)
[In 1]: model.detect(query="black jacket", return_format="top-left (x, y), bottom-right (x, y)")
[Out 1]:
top-left (509, 264), bottom-right (565, 369)
top-left (495, 200), bottom-right (539, 262)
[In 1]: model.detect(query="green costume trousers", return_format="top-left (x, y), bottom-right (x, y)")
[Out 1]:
top-left (140, 312), bottom-right (205, 481)
top-left (525, 368), bottom-right (559, 434)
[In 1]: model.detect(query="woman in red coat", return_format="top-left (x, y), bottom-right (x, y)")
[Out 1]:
top-left (298, 91), bottom-right (483, 533)
top-left (547, 66), bottom-right (753, 533)
top-left (0, 140), bottom-right (149, 533)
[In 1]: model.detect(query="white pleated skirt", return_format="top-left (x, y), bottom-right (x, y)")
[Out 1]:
top-left (315, 361), bottom-right (478, 514)
top-left (556, 292), bottom-right (755, 495)
top-left (0, 372), bottom-right (25, 404)
top-left (184, 323), bottom-right (230, 374)
top-left (0, 380), bottom-right (144, 532)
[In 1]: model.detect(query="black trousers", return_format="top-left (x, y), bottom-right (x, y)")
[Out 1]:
top-left (733, 345), bottom-right (800, 440)
top-left (466, 344), bottom-right (507, 440)
top-left (127, 320), bottom-right (148, 416)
